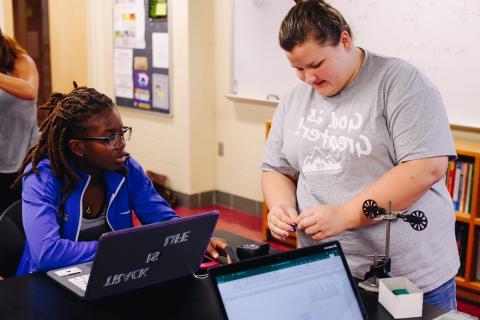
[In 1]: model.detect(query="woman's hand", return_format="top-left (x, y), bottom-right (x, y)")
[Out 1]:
top-left (267, 205), bottom-right (298, 241)
top-left (296, 205), bottom-right (348, 241)
top-left (206, 237), bottom-right (233, 264)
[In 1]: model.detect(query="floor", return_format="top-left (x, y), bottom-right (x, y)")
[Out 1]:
top-left (169, 204), bottom-right (480, 317)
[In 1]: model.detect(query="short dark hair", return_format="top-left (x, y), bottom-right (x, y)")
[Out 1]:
top-left (279, 0), bottom-right (352, 51)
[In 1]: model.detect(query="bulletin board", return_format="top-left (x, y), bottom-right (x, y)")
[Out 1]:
top-left (113, 0), bottom-right (171, 116)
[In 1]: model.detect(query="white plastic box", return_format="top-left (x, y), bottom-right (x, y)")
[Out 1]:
top-left (378, 277), bottom-right (423, 319)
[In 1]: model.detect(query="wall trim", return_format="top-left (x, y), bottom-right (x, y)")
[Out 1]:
top-left (175, 190), bottom-right (263, 217)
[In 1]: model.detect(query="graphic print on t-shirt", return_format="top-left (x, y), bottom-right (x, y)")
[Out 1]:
top-left (303, 147), bottom-right (342, 175)
top-left (295, 108), bottom-right (372, 176)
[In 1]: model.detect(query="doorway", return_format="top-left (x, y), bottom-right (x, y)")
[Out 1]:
top-left (13, 0), bottom-right (51, 125)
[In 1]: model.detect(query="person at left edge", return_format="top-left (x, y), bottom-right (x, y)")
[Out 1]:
top-left (13, 85), bottom-right (227, 275)
top-left (0, 29), bottom-right (39, 214)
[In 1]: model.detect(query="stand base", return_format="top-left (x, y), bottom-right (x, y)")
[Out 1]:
top-left (359, 277), bottom-right (380, 292)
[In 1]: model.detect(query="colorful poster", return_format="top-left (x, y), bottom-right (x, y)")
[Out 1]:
top-left (134, 71), bottom-right (151, 109)
top-left (152, 73), bottom-right (169, 111)
top-left (113, 0), bottom-right (146, 49)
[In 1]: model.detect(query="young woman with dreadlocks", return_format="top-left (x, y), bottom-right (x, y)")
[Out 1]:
top-left (14, 85), bottom-right (228, 275)
top-left (0, 29), bottom-right (39, 214)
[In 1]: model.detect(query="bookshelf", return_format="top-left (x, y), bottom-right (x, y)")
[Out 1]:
top-left (261, 123), bottom-right (480, 300)
top-left (451, 140), bottom-right (480, 302)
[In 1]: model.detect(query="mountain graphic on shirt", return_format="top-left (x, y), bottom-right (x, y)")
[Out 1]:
top-left (302, 148), bottom-right (342, 175)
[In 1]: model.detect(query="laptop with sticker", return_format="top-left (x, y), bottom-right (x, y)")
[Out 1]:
top-left (210, 240), bottom-right (368, 320)
top-left (47, 211), bottom-right (218, 300)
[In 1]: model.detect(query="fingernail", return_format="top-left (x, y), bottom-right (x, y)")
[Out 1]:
top-left (288, 227), bottom-right (294, 232)
top-left (213, 252), bottom-right (218, 258)
top-left (281, 236), bottom-right (286, 241)
top-left (283, 233), bottom-right (288, 238)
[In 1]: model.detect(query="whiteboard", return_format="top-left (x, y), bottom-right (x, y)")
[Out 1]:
top-left (232, 0), bottom-right (299, 102)
top-left (232, 0), bottom-right (480, 128)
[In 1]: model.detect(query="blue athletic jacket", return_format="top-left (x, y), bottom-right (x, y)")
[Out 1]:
top-left (17, 156), bottom-right (178, 275)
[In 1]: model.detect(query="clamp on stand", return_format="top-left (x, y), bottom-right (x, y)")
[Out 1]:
top-left (358, 200), bottom-right (428, 292)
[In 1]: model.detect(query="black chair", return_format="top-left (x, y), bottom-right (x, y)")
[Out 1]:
top-left (0, 200), bottom-right (25, 278)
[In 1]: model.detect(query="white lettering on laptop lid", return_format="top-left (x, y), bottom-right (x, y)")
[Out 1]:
top-left (103, 268), bottom-right (149, 287)
top-left (163, 231), bottom-right (190, 247)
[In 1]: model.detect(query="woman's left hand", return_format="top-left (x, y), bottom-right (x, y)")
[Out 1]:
top-left (296, 205), bottom-right (348, 241)
top-left (206, 237), bottom-right (232, 263)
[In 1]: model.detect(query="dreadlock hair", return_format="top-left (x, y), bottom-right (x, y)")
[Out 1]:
top-left (0, 28), bottom-right (27, 74)
top-left (279, 0), bottom-right (352, 52)
top-left (13, 83), bottom-right (115, 203)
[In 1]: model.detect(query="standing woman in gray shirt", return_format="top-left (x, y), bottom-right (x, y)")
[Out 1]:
top-left (261, 0), bottom-right (458, 310)
top-left (0, 29), bottom-right (39, 213)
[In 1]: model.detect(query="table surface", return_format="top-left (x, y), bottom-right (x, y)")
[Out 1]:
top-left (0, 230), bottom-right (447, 320)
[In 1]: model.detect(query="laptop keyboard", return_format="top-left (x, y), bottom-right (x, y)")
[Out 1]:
top-left (68, 274), bottom-right (90, 291)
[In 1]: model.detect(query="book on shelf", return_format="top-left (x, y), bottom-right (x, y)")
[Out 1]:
top-left (455, 222), bottom-right (468, 277)
top-left (460, 164), bottom-right (468, 212)
top-left (446, 160), bottom-right (474, 214)
top-left (477, 229), bottom-right (480, 281)
top-left (453, 162), bottom-right (463, 211)
top-left (465, 163), bottom-right (474, 214)
top-left (447, 161), bottom-right (455, 195)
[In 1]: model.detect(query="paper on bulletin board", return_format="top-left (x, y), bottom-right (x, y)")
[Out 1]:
top-left (134, 70), bottom-right (151, 109)
top-left (134, 56), bottom-right (148, 70)
top-left (114, 48), bottom-right (133, 99)
top-left (156, 1), bottom-right (167, 16)
top-left (149, 0), bottom-right (168, 18)
top-left (152, 73), bottom-right (169, 111)
top-left (113, 0), bottom-right (146, 49)
top-left (152, 32), bottom-right (169, 69)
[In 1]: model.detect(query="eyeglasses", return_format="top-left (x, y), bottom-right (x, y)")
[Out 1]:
top-left (77, 126), bottom-right (132, 149)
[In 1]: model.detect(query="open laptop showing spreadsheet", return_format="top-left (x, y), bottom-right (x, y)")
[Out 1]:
top-left (210, 240), bottom-right (367, 320)
top-left (47, 211), bottom-right (218, 300)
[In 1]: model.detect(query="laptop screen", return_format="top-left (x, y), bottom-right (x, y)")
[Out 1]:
top-left (214, 243), bottom-right (365, 320)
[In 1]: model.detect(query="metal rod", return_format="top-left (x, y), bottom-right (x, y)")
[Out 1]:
top-left (385, 201), bottom-right (392, 259)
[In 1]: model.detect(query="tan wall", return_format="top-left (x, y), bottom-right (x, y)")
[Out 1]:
top-left (0, 0), bottom-right (14, 35)
top-left (188, 0), bottom-right (216, 192)
top-left (452, 130), bottom-right (480, 143)
top-left (212, 0), bottom-right (275, 202)
top-left (86, 0), bottom-right (114, 98)
top-left (48, 0), bottom-right (87, 92)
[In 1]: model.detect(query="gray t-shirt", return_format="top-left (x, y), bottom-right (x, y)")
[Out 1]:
top-left (261, 50), bottom-right (459, 292)
top-left (0, 86), bottom-right (39, 173)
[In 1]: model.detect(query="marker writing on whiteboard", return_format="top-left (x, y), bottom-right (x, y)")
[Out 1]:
top-left (266, 94), bottom-right (279, 101)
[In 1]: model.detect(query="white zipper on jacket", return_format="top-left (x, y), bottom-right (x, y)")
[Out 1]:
top-left (105, 177), bottom-right (125, 231)
top-left (75, 175), bottom-right (91, 241)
